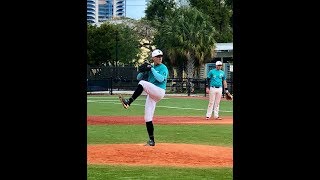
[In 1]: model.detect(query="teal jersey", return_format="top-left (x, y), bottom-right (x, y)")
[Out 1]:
top-left (207, 68), bottom-right (226, 87)
top-left (148, 64), bottom-right (168, 90)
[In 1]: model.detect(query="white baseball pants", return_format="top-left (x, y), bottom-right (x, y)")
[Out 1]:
top-left (138, 80), bottom-right (165, 122)
top-left (206, 87), bottom-right (222, 118)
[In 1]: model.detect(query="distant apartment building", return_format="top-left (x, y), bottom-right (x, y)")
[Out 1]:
top-left (112, 0), bottom-right (126, 18)
top-left (98, 0), bottom-right (113, 22)
top-left (92, 0), bottom-right (126, 23)
top-left (87, 0), bottom-right (99, 24)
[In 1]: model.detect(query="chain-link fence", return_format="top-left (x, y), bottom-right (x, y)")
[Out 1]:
top-left (87, 65), bottom-right (233, 96)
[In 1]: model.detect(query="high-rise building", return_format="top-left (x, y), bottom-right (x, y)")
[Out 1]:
top-left (98, 0), bottom-right (113, 22)
top-left (112, 0), bottom-right (126, 18)
top-left (87, 0), bottom-right (99, 24)
top-left (105, 0), bottom-right (113, 19)
top-left (96, 0), bottom-right (126, 23)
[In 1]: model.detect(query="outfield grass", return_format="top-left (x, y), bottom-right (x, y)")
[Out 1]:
top-left (88, 165), bottom-right (233, 180)
top-left (87, 95), bottom-right (233, 116)
top-left (87, 124), bottom-right (232, 147)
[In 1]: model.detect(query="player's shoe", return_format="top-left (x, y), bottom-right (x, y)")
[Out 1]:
top-left (144, 139), bottom-right (155, 146)
top-left (214, 117), bottom-right (222, 120)
top-left (119, 94), bottom-right (130, 109)
top-left (206, 117), bottom-right (210, 120)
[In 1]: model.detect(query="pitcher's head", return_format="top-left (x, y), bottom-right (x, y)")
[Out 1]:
top-left (151, 49), bottom-right (163, 65)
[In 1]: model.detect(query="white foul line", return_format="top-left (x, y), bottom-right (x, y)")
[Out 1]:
top-left (87, 100), bottom-right (233, 112)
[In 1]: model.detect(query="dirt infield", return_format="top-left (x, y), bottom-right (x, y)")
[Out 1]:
top-left (88, 143), bottom-right (232, 167)
top-left (87, 116), bottom-right (233, 167)
top-left (87, 116), bottom-right (233, 125)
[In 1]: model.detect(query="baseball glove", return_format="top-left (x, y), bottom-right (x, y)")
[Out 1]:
top-left (225, 92), bottom-right (233, 100)
top-left (138, 62), bottom-right (152, 72)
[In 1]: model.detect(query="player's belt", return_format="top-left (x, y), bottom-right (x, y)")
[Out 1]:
top-left (211, 86), bottom-right (221, 88)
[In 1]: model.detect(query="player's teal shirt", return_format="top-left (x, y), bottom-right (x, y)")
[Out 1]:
top-left (207, 68), bottom-right (226, 87)
top-left (137, 63), bottom-right (169, 90)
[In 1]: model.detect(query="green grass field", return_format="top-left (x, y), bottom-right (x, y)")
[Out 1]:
top-left (87, 95), bottom-right (233, 179)
top-left (88, 124), bottom-right (232, 146)
top-left (87, 95), bottom-right (233, 116)
top-left (88, 165), bottom-right (233, 180)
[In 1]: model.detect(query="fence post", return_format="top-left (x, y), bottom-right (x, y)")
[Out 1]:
top-left (187, 78), bottom-right (191, 96)
top-left (109, 77), bottom-right (113, 95)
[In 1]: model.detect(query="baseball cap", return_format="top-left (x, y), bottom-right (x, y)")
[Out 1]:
top-left (216, 61), bottom-right (223, 65)
top-left (152, 49), bottom-right (163, 57)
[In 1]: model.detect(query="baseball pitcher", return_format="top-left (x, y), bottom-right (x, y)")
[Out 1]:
top-left (119, 49), bottom-right (169, 146)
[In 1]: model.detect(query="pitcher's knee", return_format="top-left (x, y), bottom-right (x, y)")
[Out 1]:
top-left (138, 80), bottom-right (147, 86)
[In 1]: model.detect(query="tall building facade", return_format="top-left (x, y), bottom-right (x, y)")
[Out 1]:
top-left (87, 0), bottom-right (126, 24)
top-left (112, 0), bottom-right (126, 18)
top-left (98, 0), bottom-right (113, 22)
top-left (94, 0), bottom-right (126, 23)
top-left (87, 0), bottom-right (99, 24)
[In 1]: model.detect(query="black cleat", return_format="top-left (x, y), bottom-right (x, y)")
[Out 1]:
top-left (119, 94), bottom-right (130, 109)
top-left (144, 139), bottom-right (155, 146)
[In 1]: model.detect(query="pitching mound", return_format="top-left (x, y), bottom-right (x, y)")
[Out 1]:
top-left (87, 116), bottom-right (233, 125)
top-left (88, 143), bottom-right (232, 167)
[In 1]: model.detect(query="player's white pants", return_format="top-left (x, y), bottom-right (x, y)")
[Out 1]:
top-left (206, 87), bottom-right (222, 118)
top-left (138, 80), bottom-right (165, 122)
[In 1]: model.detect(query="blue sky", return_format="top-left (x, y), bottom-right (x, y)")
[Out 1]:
top-left (125, 0), bottom-right (147, 20)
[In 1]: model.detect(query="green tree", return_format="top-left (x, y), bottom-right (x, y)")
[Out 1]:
top-left (155, 7), bottom-right (217, 79)
top-left (225, 0), bottom-right (233, 28)
top-left (145, 0), bottom-right (177, 28)
top-left (114, 23), bottom-right (141, 66)
top-left (87, 24), bottom-right (113, 66)
top-left (188, 0), bottom-right (233, 42)
top-left (87, 23), bottom-right (141, 66)
top-left (129, 19), bottom-right (156, 52)
top-left (87, 24), bottom-right (96, 65)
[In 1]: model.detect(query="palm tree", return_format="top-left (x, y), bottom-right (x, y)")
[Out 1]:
top-left (155, 7), bottom-right (217, 79)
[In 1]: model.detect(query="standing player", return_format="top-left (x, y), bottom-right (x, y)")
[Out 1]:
top-left (205, 61), bottom-right (229, 120)
top-left (119, 49), bottom-right (169, 146)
